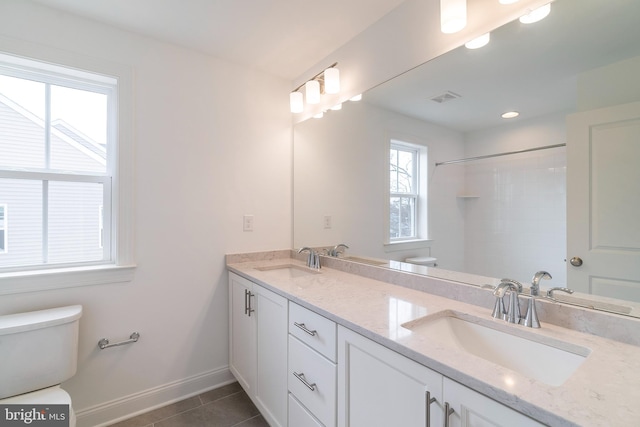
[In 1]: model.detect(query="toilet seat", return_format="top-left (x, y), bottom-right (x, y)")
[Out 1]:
top-left (405, 256), bottom-right (437, 266)
top-left (1, 385), bottom-right (76, 427)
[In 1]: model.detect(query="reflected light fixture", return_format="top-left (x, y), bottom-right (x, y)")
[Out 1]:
top-left (465, 32), bottom-right (491, 49)
top-left (313, 112), bottom-right (324, 119)
top-left (501, 111), bottom-right (520, 119)
top-left (440, 0), bottom-right (467, 34)
top-left (519, 3), bottom-right (551, 24)
top-left (499, 0), bottom-right (520, 4)
top-left (350, 94), bottom-right (362, 101)
top-left (289, 62), bottom-right (340, 113)
top-left (330, 103), bottom-right (342, 111)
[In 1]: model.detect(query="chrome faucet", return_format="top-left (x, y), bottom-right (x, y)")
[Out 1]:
top-left (546, 287), bottom-right (574, 299)
top-left (328, 243), bottom-right (349, 257)
top-left (298, 247), bottom-right (321, 270)
top-left (524, 271), bottom-right (553, 328)
top-left (492, 279), bottom-right (523, 324)
top-left (531, 271), bottom-right (552, 297)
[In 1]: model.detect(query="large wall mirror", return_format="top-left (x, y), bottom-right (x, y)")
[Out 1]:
top-left (293, 0), bottom-right (640, 317)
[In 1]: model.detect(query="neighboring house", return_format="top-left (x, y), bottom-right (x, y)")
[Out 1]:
top-left (0, 93), bottom-right (105, 268)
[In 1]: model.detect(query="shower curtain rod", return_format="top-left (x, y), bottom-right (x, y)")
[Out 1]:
top-left (435, 143), bottom-right (566, 166)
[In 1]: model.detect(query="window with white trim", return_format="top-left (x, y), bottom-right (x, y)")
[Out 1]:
top-left (0, 55), bottom-right (115, 272)
top-left (389, 140), bottom-right (427, 242)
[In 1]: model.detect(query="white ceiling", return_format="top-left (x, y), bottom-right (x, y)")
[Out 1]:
top-left (28, 0), bottom-right (406, 81)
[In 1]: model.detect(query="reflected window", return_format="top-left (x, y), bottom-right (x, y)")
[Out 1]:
top-left (390, 140), bottom-right (426, 241)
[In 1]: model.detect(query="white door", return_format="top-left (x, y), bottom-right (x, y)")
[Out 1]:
top-left (567, 101), bottom-right (640, 301)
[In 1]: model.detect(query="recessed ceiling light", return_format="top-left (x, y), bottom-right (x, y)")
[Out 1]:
top-left (465, 33), bottom-right (490, 49)
top-left (502, 111), bottom-right (520, 119)
top-left (519, 3), bottom-right (551, 24)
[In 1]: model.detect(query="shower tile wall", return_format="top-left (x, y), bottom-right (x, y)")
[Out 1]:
top-left (462, 148), bottom-right (566, 285)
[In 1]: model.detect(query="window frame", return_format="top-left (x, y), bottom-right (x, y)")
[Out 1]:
top-left (389, 142), bottom-right (419, 241)
top-left (0, 204), bottom-right (6, 254)
top-left (0, 43), bottom-right (135, 295)
top-left (386, 138), bottom-right (430, 249)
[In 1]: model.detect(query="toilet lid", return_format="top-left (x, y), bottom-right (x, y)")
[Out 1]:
top-left (1, 385), bottom-right (71, 405)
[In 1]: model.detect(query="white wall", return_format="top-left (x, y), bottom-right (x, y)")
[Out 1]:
top-left (0, 1), bottom-right (291, 425)
top-left (462, 111), bottom-right (568, 285)
top-left (294, 100), bottom-right (465, 269)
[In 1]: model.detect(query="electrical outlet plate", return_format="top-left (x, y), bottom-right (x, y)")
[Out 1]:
top-left (243, 215), bottom-right (254, 232)
top-left (323, 215), bottom-right (332, 229)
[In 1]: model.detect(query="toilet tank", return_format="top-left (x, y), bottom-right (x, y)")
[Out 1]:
top-left (0, 305), bottom-right (82, 399)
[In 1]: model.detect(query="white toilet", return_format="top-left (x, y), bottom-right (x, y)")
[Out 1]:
top-left (404, 256), bottom-right (438, 267)
top-left (0, 305), bottom-right (82, 427)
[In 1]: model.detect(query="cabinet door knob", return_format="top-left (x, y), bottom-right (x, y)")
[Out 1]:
top-left (570, 257), bottom-right (583, 267)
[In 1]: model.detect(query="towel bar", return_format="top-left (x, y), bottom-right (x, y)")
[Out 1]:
top-left (98, 332), bottom-right (140, 350)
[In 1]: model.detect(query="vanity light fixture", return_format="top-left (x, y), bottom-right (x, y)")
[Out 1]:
top-left (305, 80), bottom-right (320, 104)
top-left (440, 0), bottom-right (467, 34)
top-left (519, 3), bottom-right (551, 24)
top-left (350, 94), bottom-right (363, 101)
top-left (289, 62), bottom-right (340, 113)
top-left (313, 112), bottom-right (324, 119)
top-left (330, 103), bottom-right (342, 111)
top-left (501, 111), bottom-right (520, 119)
top-left (289, 91), bottom-right (304, 113)
top-left (498, 0), bottom-right (520, 4)
top-left (465, 32), bottom-right (491, 49)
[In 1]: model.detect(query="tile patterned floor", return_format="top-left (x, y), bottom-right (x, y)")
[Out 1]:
top-left (108, 382), bottom-right (269, 427)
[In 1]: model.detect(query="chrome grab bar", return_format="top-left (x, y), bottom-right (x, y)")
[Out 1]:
top-left (98, 332), bottom-right (140, 350)
top-left (293, 372), bottom-right (317, 391)
top-left (294, 322), bottom-right (317, 336)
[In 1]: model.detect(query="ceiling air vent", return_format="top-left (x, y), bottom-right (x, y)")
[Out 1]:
top-left (430, 91), bottom-right (461, 103)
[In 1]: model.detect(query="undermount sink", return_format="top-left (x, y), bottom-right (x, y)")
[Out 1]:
top-left (401, 310), bottom-right (590, 386)
top-left (254, 264), bottom-right (320, 278)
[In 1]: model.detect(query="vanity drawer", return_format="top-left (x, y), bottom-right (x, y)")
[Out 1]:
top-left (289, 393), bottom-right (324, 427)
top-left (289, 302), bottom-right (337, 362)
top-left (288, 335), bottom-right (336, 427)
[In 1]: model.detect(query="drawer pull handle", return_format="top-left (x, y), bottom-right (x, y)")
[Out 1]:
top-left (294, 322), bottom-right (317, 336)
top-left (444, 402), bottom-right (454, 427)
top-left (293, 371), bottom-right (317, 391)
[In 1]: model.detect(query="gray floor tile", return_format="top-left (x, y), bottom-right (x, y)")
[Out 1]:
top-left (155, 392), bottom-right (260, 427)
top-left (107, 396), bottom-right (201, 427)
top-left (199, 382), bottom-right (243, 405)
top-left (232, 415), bottom-right (269, 427)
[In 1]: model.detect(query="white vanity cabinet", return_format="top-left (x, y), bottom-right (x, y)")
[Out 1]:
top-left (288, 301), bottom-right (337, 427)
top-left (337, 326), bottom-right (544, 427)
top-left (228, 272), bottom-right (288, 427)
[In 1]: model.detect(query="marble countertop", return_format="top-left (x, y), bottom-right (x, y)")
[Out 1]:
top-left (227, 256), bottom-right (640, 427)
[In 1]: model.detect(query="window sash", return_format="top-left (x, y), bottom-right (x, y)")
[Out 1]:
top-left (390, 142), bottom-right (420, 241)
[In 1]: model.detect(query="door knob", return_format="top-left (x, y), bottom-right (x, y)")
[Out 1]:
top-left (570, 257), bottom-right (583, 267)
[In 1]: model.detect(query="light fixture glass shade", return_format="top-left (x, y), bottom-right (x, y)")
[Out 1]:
top-left (289, 91), bottom-right (303, 113)
top-left (305, 80), bottom-right (321, 104)
top-left (499, 0), bottom-right (520, 4)
top-left (350, 94), bottom-right (362, 102)
top-left (519, 3), bottom-right (551, 24)
top-left (324, 68), bottom-right (340, 94)
top-left (465, 32), bottom-right (490, 49)
top-left (440, 0), bottom-right (467, 34)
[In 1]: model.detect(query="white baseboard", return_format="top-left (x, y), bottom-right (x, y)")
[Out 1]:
top-left (75, 366), bottom-right (235, 427)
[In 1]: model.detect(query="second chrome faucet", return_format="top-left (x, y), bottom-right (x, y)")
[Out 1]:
top-left (491, 271), bottom-right (573, 328)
